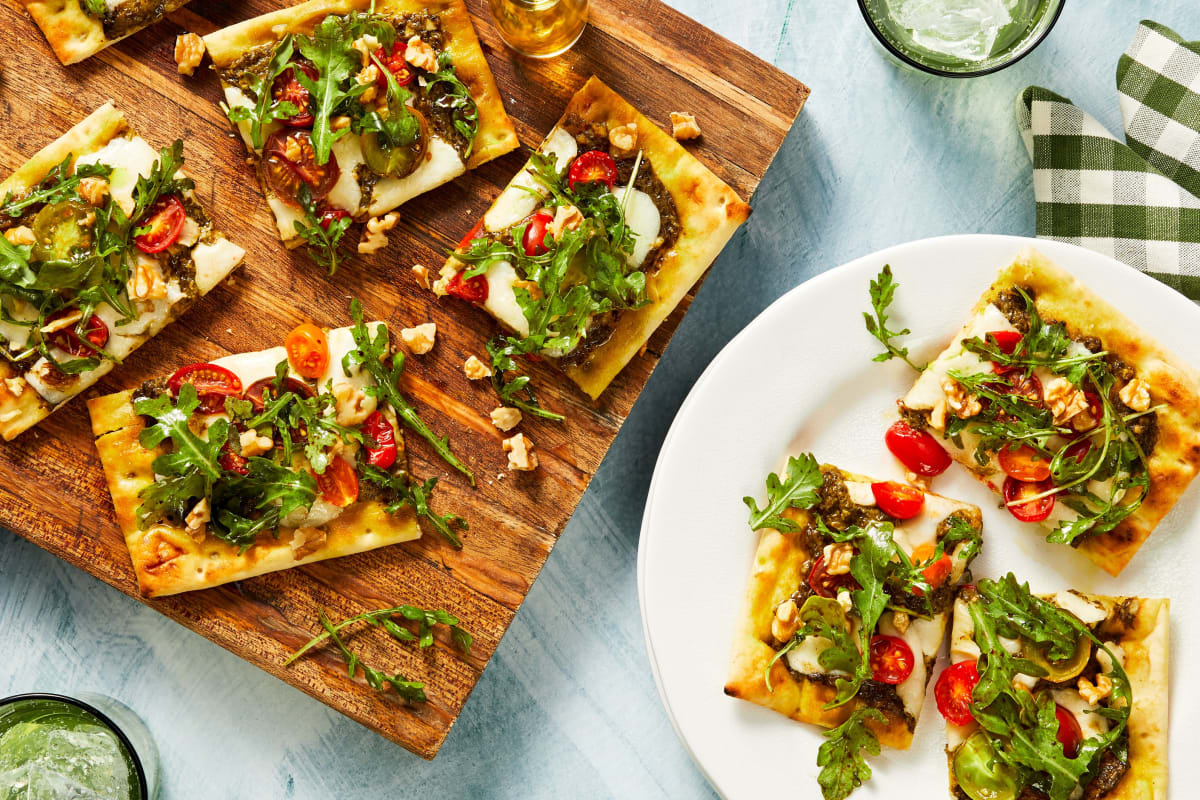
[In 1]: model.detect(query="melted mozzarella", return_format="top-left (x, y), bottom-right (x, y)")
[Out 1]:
top-left (483, 127), bottom-right (578, 232)
top-left (211, 346), bottom-right (289, 388)
top-left (904, 303), bottom-right (1016, 410)
top-left (949, 597), bottom-right (981, 663)
top-left (319, 322), bottom-right (385, 389)
top-left (0, 298), bottom-right (37, 350)
top-left (895, 491), bottom-right (968, 552)
top-left (613, 185), bottom-right (661, 268)
top-left (192, 239), bottom-right (245, 293)
top-left (482, 260), bottom-right (530, 336)
top-left (1052, 689), bottom-right (1110, 740)
top-left (878, 612), bottom-right (944, 719)
top-left (844, 480), bottom-right (876, 506)
top-left (784, 633), bottom-right (839, 676)
top-left (326, 135), bottom-right (366, 213)
top-left (223, 87), bottom-right (276, 153)
top-left (269, 196), bottom-right (307, 243)
top-left (75, 136), bottom-right (160, 216)
top-left (283, 497), bottom-right (343, 529)
top-left (369, 137), bottom-right (464, 217)
top-left (1051, 591), bottom-right (1109, 625)
top-left (25, 357), bottom-right (114, 406)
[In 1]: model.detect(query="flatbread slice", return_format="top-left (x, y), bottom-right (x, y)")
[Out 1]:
top-left (21, 0), bottom-right (190, 65)
top-left (439, 76), bottom-right (751, 399)
top-left (899, 248), bottom-right (1200, 576)
top-left (943, 583), bottom-right (1167, 800)
top-left (0, 102), bottom-right (245, 440)
top-left (725, 462), bottom-right (983, 750)
top-left (88, 321), bottom-right (421, 597)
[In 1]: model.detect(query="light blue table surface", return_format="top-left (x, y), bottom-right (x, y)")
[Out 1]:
top-left (1, 2), bottom-right (1190, 797)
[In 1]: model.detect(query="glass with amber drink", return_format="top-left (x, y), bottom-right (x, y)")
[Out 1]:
top-left (489, 0), bottom-right (589, 58)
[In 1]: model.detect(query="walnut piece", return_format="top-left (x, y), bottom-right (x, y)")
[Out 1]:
top-left (411, 264), bottom-right (431, 291)
top-left (400, 323), bottom-right (436, 354)
top-left (1043, 376), bottom-right (1089, 424)
top-left (3, 226), bottom-right (34, 246)
top-left (892, 610), bottom-right (910, 634)
top-left (490, 406), bottom-right (522, 432)
top-left (669, 111), bottom-right (702, 140)
top-left (1077, 673), bottom-right (1113, 705)
top-left (608, 122), bottom-right (638, 158)
top-left (822, 542), bottom-right (854, 576)
top-left (835, 589), bottom-right (853, 614)
top-left (332, 379), bottom-right (378, 425)
top-left (351, 34), bottom-right (381, 67)
top-left (463, 355), bottom-right (492, 380)
top-left (358, 211), bottom-right (399, 254)
top-left (941, 375), bottom-right (982, 418)
top-left (405, 35), bottom-right (438, 72)
top-left (771, 598), bottom-right (799, 642)
top-left (1118, 377), bottom-right (1151, 412)
top-left (290, 526), bottom-right (327, 560)
top-left (3, 376), bottom-right (26, 398)
top-left (502, 432), bottom-right (539, 471)
top-left (77, 177), bottom-right (109, 207)
top-left (184, 498), bottom-right (210, 541)
top-left (239, 429), bottom-right (273, 458)
top-left (546, 204), bottom-right (583, 241)
top-left (929, 398), bottom-right (948, 431)
top-left (174, 33), bottom-right (205, 76)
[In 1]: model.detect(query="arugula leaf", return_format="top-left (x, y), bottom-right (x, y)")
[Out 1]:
top-left (360, 464), bottom-right (467, 548)
top-left (295, 16), bottom-right (365, 165)
top-left (292, 183), bottom-right (351, 275)
top-left (863, 265), bottom-right (921, 371)
top-left (130, 141), bottom-right (195, 227)
top-left (81, 0), bottom-right (105, 15)
top-left (816, 706), bottom-right (885, 800)
top-left (210, 456), bottom-right (319, 550)
top-left (743, 453), bottom-right (822, 532)
top-left (224, 36), bottom-right (299, 151)
top-left (0, 155), bottom-right (111, 218)
top-left (424, 53), bottom-right (480, 156)
top-left (831, 521), bottom-right (892, 705)
top-left (317, 610), bottom-right (427, 702)
top-left (346, 299), bottom-right (474, 484)
top-left (485, 337), bottom-right (564, 421)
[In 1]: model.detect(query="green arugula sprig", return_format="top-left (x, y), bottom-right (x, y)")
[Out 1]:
top-left (292, 184), bottom-right (352, 275)
top-left (485, 337), bottom-right (564, 422)
top-left (224, 36), bottom-right (299, 151)
top-left (425, 53), bottom-right (480, 156)
top-left (863, 265), bottom-right (921, 371)
top-left (81, 0), bottom-right (105, 15)
top-left (743, 453), bottom-right (822, 532)
top-left (0, 156), bottom-right (111, 218)
top-left (816, 707), bottom-right (886, 800)
top-left (294, 17), bottom-right (371, 164)
top-left (360, 464), bottom-right (467, 548)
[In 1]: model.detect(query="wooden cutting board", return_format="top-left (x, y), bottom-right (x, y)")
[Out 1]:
top-left (0, 0), bottom-right (807, 758)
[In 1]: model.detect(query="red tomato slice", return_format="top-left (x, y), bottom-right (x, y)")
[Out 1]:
top-left (935, 660), bottom-right (980, 726)
top-left (318, 206), bottom-right (349, 231)
top-left (271, 62), bottom-right (318, 128)
top-left (869, 635), bottom-right (915, 685)
top-left (244, 376), bottom-right (315, 412)
top-left (987, 330), bottom-right (1023, 375)
top-left (133, 195), bottom-right (186, 253)
top-left (373, 41), bottom-right (414, 90)
top-left (45, 310), bottom-right (108, 356)
top-left (885, 420), bottom-right (952, 477)
top-left (1001, 371), bottom-right (1043, 405)
top-left (567, 150), bottom-right (618, 191)
top-left (997, 443), bottom-right (1051, 482)
top-left (457, 218), bottom-right (485, 251)
top-left (447, 270), bottom-right (489, 303)
top-left (522, 209), bottom-right (555, 256)
top-left (910, 542), bottom-right (953, 595)
top-left (285, 323), bottom-right (330, 379)
top-left (871, 481), bottom-right (925, 519)
top-left (807, 554), bottom-right (860, 598)
top-left (1063, 438), bottom-right (1092, 464)
top-left (262, 130), bottom-right (340, 207)
top-left (315, 456), bottom-right (359, 507)
top-left (220, 450), bottom-right (249, 475)
top-left (1003, 476), bottom-right (1056, 522)
top-left (1055, 704), bottom-right (1082, 759)
top-left (168, 363), bottom-right (243, 414)
top-left (361, 410), bottom-right (397, 469)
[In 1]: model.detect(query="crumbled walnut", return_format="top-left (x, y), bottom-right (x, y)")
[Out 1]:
top-left (892, 610), bottom-right (910, 634)
top-left (128, 256), bottom-right (168, 301)
top-left (184, 498), bottom-right (210, 541)
top-left (174, 32), bottom-right (205, 76)
top-left (40, 309), bottom-right (82, 334)
top-left (608, 122), bottom-right (638, 158)
top-left (3, 226), bottom-right (34, 247)
top-left (1071, 408), bottom-right (1099, 432)
top-left (290, 526), bottom-right (327, 560)
top-left (358, 211), bottom-right (399, 254)
top-left (512, 279), bottom-right (543, 301)
top-left (355, 64), bottom-right (380, 103)
top-left (1118, 377), bottom-right (1151, 412)
top-left (1077, 673), bottom-right (1113, 705)
top-left (463, 355), bottom-right (492, 380)
top-left (332, 379), bottom-right (378, 425)
top-left (490, 406), bottom-right (522, 432)
top-left (283, 136), bottom-right (304, 163)
top-left (3, 376), bottom-right (25, 397)
top-left (669, 111), bottom-right (702, 140)
top-left (771, 598), bottom-right (799, 642)
top-left (1043, 376), bottom-right (1090, 423)
top-left (400, 323), bottom-right (436, 354)
top-left (502, 432), bottom-right (538, 471)
top-left (835, 589), bottom-right (852, 615)
top-left (822, 542), bottom-right (854, 576)
top-left (546, 204), bottom-right (583, 241)
top-left (331, 115), bottom-right (352, 131)
top-left (941, 375), bottom-right (982, 418)
top-left (239, 429), bottom-right (273, 458)
top-left (405, 35), bottom-right (438, 72)
top-left (351, 34), bottom-right (380, 67)
top-left (77, 177), bottom-right (109, 207)
top-left (411, 264), bottom-right (431, 291)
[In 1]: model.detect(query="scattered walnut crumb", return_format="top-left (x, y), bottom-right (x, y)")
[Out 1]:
top-left (411, 264), bottom-right (431, 291)
top-left (405, 35), bottom-right (438, 72)
top-left (546, 204), bottom-right (583, 241)
top-left (332, 379), bottom-right (378, 424)
top-left (929, 398), bottom-right (948, 431)
top-left (822, 542), bottom-right (853, 576)
top-left (835, 590), bottom-right (853, 614)
top-left (400, 323), bottom-right (436, 354)
top-left (1077, 673), bottom-right (1113, 705)
top-left (174, 33), bottom-right (205, 76)
top-left (1118, 377), bottom-right (1151, 412)
top-left (290, 526), bottom-right (327, 560)
top-left (941, 375), bottom-right (982, 418)
top-left (892, 610), bottom-right (910, 635)
top-left (330, 115), bottom-right (352, 131)
top-left (771, 598), bottom-right (798, 642)
top-left (239, 429), bottom-right (273, 458)
top-left (3, 226), bottom-right (34, 247)
top-left (77, 177), bottom-right (109, 207)
top-left (502, 432), bottom-right (538, 471)
top-left (351, 34), bottom-right (381, 67)
top-left (669, 111), bottom-right (702, 140)
top-left (358, 211), bottom-right (399, 254)
top-left (463, 355), bottom-right (492, 380)
top-left (490, 406), bottom-right (522, 432)
top-left (1043, 376), bottom-right (1089, 424)
top-left (608, 122), bottom-right (638, 158)
top-left (184, 498), bottom-right (210, 541)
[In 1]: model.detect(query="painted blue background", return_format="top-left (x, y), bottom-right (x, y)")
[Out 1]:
top-left (1, 1), bottom-right (1189, 797)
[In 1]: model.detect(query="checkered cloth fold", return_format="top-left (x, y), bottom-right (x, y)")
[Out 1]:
top-left (1017, 20), bottom-right (1200, 299)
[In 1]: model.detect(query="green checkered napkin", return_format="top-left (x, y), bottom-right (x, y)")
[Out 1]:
top-left (1016, 20), bottom-right (1200, 299)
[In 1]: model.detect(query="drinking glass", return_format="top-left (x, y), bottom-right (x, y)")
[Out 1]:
top-left (489, 0), bottom-right (589, 58)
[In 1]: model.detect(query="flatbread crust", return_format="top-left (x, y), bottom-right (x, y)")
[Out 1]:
top-left (21, 0), bottom-right (189, 65)
top-left (88, 382), bottom-right (421, 598)
top-left (0, 102), bottom-right (244, 440)
top-left (723, 467), bottom-right (982, 750)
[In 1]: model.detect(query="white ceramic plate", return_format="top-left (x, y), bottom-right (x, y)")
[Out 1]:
top-left (638, 235), bottom-right (1192, 800)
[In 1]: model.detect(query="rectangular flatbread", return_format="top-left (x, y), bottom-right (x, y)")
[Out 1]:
top-left (0, 102), bottom-right (245, 440)
top-left (900, 248), bottom-right (1200, 576)
top-left (88, 321), bottom-right (421, 597)
top-left (944, 583), bottom-right (1167, 800)
top-left (204, 0), bottom-right (518, 250)
top-left (21, 0), bottom-right (190, 65)
top-left (725, 461), bottom-right (983, 750)
top-left (439, 76), bottom-right (752, 399)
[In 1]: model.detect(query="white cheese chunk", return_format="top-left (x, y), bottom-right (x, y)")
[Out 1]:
top-left (0, 298), bottom-right (37, 350)
top-left (613, 185), bottom-right (661, 268)
top-left (878, 612), bottom-right (944, 720)
top-left (282, 497), bottom-right (343, 529)
top-left (1052, 689), bottom-right (1110, 740)
top-left (482, 260), bottom-right (530, 337)
top-left (25, 357), bottom-right (114, 406)
top-left (75, 136), bottom-right (160, 217)
top-left (950, 597), bottom-right (981, 663)
top-left (326, 134), bottom-right (366, 213)
top-left (1051, 591), bottom-right (1109, 626)
top-left (369, 137), bottom-right (464, 218)
top-left (318, 322), bottom-right (386, 390)
top-left (784, 634), bottom-right (839, 676)
top-left (904, 303), bottom-right (1017, 410)
top-left (893, 491), bottom-right (966, 552)
top-left (192, 238), bottom-right (246, 293)
top-left (223, 86), bottom-right (277, 153)
top-left (211, 346), bottom-right (289, 388)
top-left (483, 127), bottom-right (578, 232)
top-left (269, 196), bottom-right (307, 244)
top-left (844, 480), bottom-right (876, 506)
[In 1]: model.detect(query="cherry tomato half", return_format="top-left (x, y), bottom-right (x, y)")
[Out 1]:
top-left (1055, 704), bottom-right (1082, 759)
top-left (910, 542), bottom-right (953, 595)
top-left (244, 375), bottom-right (315, 412)
top-left (1003, 476), bottom-right (1056, 523)
top-left (996, 371), bottom-right (1043, 405)
top-left (271, 61), bottom-right (318, 128)
top-left (869, 635), bottom-right (914, 685)
top-left (567, 150), bottom-right (618, 191)
top-left (318, 206), bottom-right (349, 231)
top-left (285, 323), bottom-right (329, 379)
top-left (457, 218), bottom-right (485, 251)
top-left (447, 270), bottom-right (489, 304)
top-left (315, 456), bottom-right (359, 507)
top-left (987, 330), bottom-right (1023, 375)
top-left (373, 41), bottom-right (414, 90)
top-left (935, 659), bottom-right (980, 726)
top-left (807, 554), bottom-right (860, 598)
top-left (522, 209), bottom-right (555, 256)
top-left (997, 443), bottom-right (1051, 483)
top-left (871, 481), bottom-right (925, 520)
top-left (361, 410), bottom-right (397, 469)
top-left (262, 130), bottom-right (340, 207)
top-left (168, 363), bottom-right (243, 414)
top-left (133, 195), bottom-right (186, 253)
top-left (1063, 438), bottom-right (1092, 465)
top-left (45, 310), bottom-right (108, 356)
top-left (885, 420), bottom-right (952, 477)
top-left (219, 449), bottom-right (249, 475)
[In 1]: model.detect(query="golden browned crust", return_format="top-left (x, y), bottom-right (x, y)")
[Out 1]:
top-left (723, 467), bottom-right (980, 750)
top-left (21, 0), bottom-right (189, 65)
top-left (980, 249), bottom-right (1200, 576)
top-left (88, 388), bottom-right (421, 597)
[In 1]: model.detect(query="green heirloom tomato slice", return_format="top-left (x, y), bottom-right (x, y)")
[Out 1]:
top-left (31, 200), bottom-right (93, 262)
top-left (1023, 626), bottom-right (1092, 683)
top-left (954, 732), bottom-right (1019, 800)
top-left (361, 108), bottom-right (429, 179)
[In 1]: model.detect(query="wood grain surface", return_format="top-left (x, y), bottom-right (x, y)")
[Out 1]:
top-left (0, 0), bottom-right (807, 758)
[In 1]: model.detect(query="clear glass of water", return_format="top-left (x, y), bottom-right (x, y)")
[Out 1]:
top-left (858, 0), bottom-right (1066, 76)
